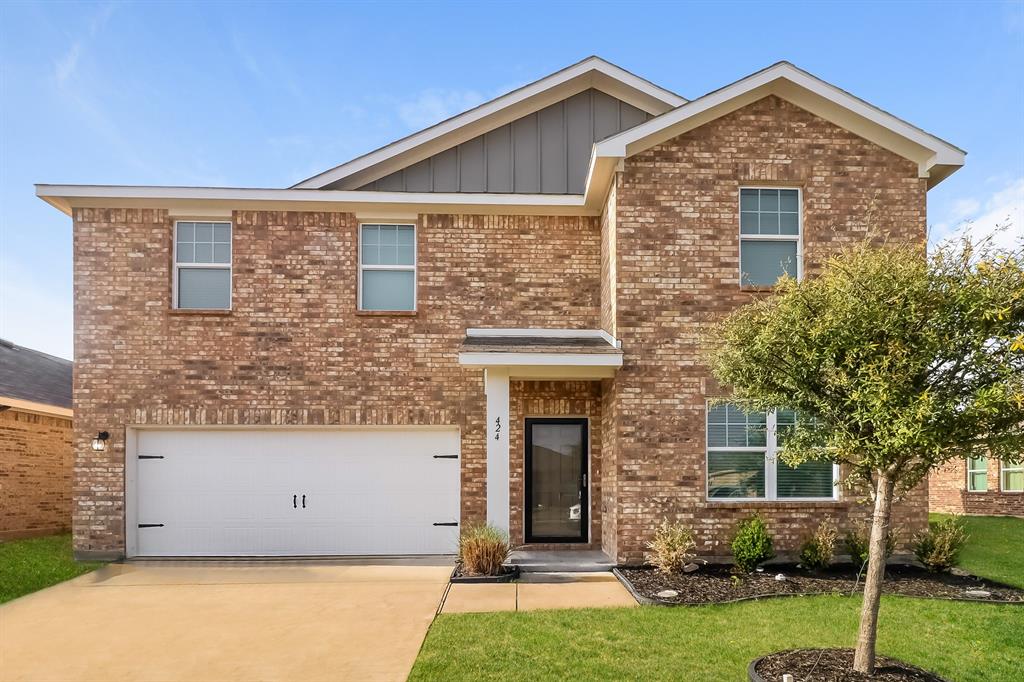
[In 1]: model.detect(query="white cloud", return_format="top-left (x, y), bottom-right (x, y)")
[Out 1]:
top-left (397, 89), bottom-right (487, 130)
top-left (0, 258), bottom-right (73, 360)
top-left (54, 41), bottom-right (82, 84)
top-left (931, 177), bottom-right (1024, 251)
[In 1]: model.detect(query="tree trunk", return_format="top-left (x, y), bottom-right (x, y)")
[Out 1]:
top-left (853, 472), bottom-right (896, 674)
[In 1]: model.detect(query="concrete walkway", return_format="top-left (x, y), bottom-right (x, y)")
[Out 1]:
top-left (441, 572), bottom-right (637, 614)
top-left (0, 562), bottom-right (452, 682)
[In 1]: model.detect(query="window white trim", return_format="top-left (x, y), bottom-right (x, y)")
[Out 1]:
top-left (172, 220), bottom-right (232, 310)
top-left (737, 186), bottom-right (803, 287)
top-left (705, 401), bottom-right (839, 502)
top-left (966, 456), bottom-right (988, 492)
top-left (357, 223), bottom-right (417, 311)
top-left (1000, 461), bottom-right (1024, 493)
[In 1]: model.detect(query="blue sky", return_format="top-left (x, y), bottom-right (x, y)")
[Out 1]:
top-left (1, 1), bottom-right (1022, 359)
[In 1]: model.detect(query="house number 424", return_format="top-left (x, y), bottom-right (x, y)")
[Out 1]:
top-left (494, 416), bottom-right (501, 441)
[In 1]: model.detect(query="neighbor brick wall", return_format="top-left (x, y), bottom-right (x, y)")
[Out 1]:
top-left (0, 409), bottom-right (73, 540)
top-left (606, 95), bottom-right (931, 564)
top-left (509, 380), bottom-right (602, 549)
top-left (930, 459), bottom-right (1024, 517)
top-left (72, 210), bottom-right (601, 556)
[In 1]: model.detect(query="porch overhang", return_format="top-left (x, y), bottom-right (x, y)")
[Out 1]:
top-left (457, 328), bottom-right (623, 379)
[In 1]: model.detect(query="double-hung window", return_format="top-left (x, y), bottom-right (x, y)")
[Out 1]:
top-left (706, 402), bottom-right (837, 500)
top-left (967, 456), bottom-right (988, 492)
top-left (359, 224), bottom-right (416, 311)
top-left (174, 221), bottom-right (232, 309)
top-left (1002, 461), bottom-right (1024, 492)
top-left (739, 187), bottom-right (801, 287)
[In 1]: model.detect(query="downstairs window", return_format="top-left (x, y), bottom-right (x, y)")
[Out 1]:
top-left (706, 402), bottom-right (837, 501)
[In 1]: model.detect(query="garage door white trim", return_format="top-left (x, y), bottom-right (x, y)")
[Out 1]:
top-left (125, 426), bottom-right (460, 558)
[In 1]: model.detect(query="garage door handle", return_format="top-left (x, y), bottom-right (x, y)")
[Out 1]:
top-left (433, 522), bottom-right (458, 527)
top-left (293, 494), bottom-right (297, 509)
top-left (302, 494), bottom-right (306, 509)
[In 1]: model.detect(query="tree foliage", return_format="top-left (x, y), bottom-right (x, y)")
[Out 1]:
top-left (707, 235), bottom-right (1024, 495)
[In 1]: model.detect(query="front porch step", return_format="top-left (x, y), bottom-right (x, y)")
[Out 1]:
top-left (507, 549), bottom-right (614, 573)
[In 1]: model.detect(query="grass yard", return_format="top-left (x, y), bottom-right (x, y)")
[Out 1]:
top-left (413, 515), bottom-right (1024, 681)
top-left (0, 534), bottom-right (104, 604)
top-left (931, 513), bottom-right (1024, 588)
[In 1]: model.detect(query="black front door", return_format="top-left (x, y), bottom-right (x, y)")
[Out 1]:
top-left (525, 418), bottom-right (588, 543)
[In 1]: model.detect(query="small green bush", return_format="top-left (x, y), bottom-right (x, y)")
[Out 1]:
top-left (731, 514), bottom-right (774, 573)
top-left (646, 520), bottom-right (697, 574)
top-left (458, 524), bottom-right (511, 576)
top-left (845, 521), bottom-right (899, 569)
top-left (914, 515), bottom-right (969, 572)
top-left (799, 520), bottom-right (838, 571)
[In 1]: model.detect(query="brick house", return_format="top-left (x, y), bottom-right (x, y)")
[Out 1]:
top-left (930, 458), bottom-right (1023, 517)
top-left (37, 58), bottom-right (965, 563)
top-left (0, 339), bottom-right (74, 541)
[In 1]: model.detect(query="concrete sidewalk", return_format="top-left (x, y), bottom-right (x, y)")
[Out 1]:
top-left (440, 572), bottom-right (637, 614)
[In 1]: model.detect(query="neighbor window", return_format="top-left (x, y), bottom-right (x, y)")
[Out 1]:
top-left (359, 224), bottom-right (416, 311)
top-left (1002, 461), bottom-right (1024, 492)
top-left (739, 188), bottom-right (801, 287)
top-left (174, 221), bottom-right (231, 309)
top-left (967, 456), bottom-right (988, 492)
top-left (706, 402), bottom-right (836, 500)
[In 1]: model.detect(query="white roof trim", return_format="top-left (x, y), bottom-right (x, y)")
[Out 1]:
top-left (457, 352), bottom-right (623, 368)
top-left (35, 184), bottom-right (595, 217)
top-left (0, 396), bottom-right (73, 419)
top-left (292, 56), bottom-right (686, 191)
top-left (584, 61), bottom-right (964, 205)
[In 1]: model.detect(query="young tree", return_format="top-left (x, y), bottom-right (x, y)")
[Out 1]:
top-left (706, 234), bottom-right (1024, 674)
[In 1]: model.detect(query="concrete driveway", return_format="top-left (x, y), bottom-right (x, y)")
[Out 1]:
top-left (0, 560), bottom-right (453, 682)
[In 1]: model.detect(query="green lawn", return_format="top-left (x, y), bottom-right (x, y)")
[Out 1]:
top-left (413, 515), bottom-right (1024, 681)
top-left (0, 534), bottom-right (104, 603)
top-left (931, 513), bottom-right (1024, 588)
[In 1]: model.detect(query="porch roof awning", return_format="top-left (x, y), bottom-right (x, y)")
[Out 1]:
top-left (457, 329), bottom-right (622, 378)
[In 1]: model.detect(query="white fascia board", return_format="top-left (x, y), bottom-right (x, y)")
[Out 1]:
top-left (35, 184), bottom-right (594, 217)
top-left (458, 352), bottom-right (623, 367)
top-left (588, 62), bottom-right (965, 195)
top-left (467, 327), bottom-right (620, 348)
top-left (0, 396), bottom-right (73, 419)
top-left (291, 57), bottom-right (686, 191)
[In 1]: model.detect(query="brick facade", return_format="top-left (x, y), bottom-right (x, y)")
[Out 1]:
top-left (603, 95), bottom-right (929, 564)
top-left (70, 95), bottom-right (932, 562)
top-left (0, 409), bottom-right (73, 540)
top-left (930, 459), bottom-right (1024, 517)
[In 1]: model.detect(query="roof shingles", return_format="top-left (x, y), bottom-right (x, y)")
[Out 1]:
top-left (0, 339), bottom-right (73, 409)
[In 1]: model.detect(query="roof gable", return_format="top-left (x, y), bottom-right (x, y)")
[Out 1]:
top-left (293, 57), bottom-right (686, 191)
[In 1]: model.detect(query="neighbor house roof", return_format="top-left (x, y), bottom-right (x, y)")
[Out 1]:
top-left (36, 58), bottom-right (965, 217)
top-left (0, 339), bottom-right (73, 417)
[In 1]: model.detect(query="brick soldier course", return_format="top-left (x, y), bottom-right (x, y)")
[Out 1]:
top-left (38, 58), bottom-right (964, 563)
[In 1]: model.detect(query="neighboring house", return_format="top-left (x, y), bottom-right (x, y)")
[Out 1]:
top-left (930, 458), bottom-right (1023, 518)
top-left (0, 339), bottom-right (73, 541)
top-left (36, 57), bottom-right (965, 563)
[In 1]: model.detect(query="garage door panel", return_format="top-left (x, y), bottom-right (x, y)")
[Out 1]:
top-left (134, 428), bottom-right (460, 557)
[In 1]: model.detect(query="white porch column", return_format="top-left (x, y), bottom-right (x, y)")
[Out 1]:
top-left (484, 368), bottom-right (510, 533)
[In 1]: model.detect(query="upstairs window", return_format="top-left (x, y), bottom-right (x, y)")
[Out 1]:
top-left (739, 187), bottom-right (801, 287)
top-left (1002, 461), bottom-right (1024, 492)
top-left (967, 456), bottom-right (988, 492)
top-left (174, 221), bottom-right (231, 309)
top-left (359, 224), bottom-right (416, 311)
top-left (706, 402), bottom-right (836, 501)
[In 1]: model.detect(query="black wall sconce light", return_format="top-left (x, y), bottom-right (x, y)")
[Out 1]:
top-left (91, 431), bottom-right (110, 452)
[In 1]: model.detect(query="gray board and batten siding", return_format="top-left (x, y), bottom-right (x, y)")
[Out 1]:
top-left (349, 89), bottom-right (653, 195)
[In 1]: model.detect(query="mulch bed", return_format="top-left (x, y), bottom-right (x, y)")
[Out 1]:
top-left (617, 563), bottom-right (1024, 605)
top-left (450, 563), bottom-right (519, 583)
top-left (751, 648), bottom-right (948, 681)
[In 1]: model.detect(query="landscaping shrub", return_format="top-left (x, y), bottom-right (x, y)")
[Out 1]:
top-left (799, 520), bottom-right (838, 571)
top-left (646, 520), bottom-right (697, 574)
top-left (458, 524), bottom-right (511, 576)
top-left (845, 522), bottom-right (899, 569)
top-left (731, 514), bottom-right (774, 573)
top-left (914, 515), bottom-right (969, 572)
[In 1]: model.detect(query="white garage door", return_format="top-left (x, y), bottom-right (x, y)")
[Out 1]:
top-left (132, 428), bottom-right (460, 557)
